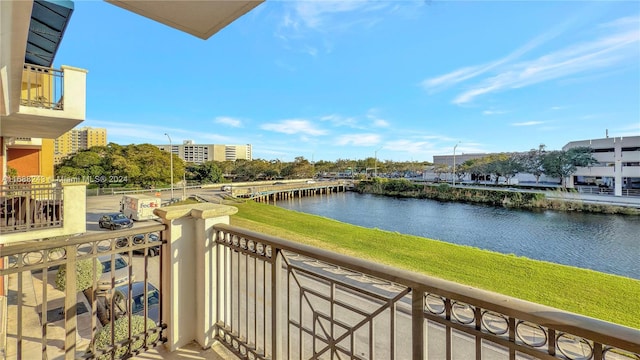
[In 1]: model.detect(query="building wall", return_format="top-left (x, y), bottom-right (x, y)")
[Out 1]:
top-left (7, 148), bottom-right (39, 176)
top-left (563, 136), bottom-right (640, 196)
top-left (0, 137), bottom-right (4, 182)
top-left (40, 138), bottom-right (54, 178)
top-left (157, 142), bottom-right (252, 164)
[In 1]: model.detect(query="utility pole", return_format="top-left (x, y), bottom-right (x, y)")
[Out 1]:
top-left (164, 133), bottom-right (174, 200)
top-left (453, 141), bottom-right (461, 186)
top-left (374, 147), bottom-right (382, 178)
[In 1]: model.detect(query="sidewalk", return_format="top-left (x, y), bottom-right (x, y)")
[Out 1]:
top-left (4, 268), bottom-right (96, 359)
top-left (545, 191), bottom-right (640, 208)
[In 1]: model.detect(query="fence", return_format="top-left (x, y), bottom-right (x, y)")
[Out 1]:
top-left (20, 64), bottom-right (64, 110)
top-left (211, 224), bottom-right (640, 360)
top-left (0, 225), bottom-right (166, 359)
top-left (0, 183), bottom-right (63, 234)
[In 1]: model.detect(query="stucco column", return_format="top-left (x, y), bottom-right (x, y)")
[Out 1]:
top-left (154, 203), bottom-right (238, 352)
top-left (614, 139), bottom-right (623, 197)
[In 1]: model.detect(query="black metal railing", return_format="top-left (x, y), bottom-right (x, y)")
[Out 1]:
top-left (0, 225), bottom-right (166, 359)
top-left (20, 64), bottom-right (64, 110)
top-left (0, 183), bottom-right (63, 233)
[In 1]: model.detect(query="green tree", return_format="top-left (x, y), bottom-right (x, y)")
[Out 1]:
top-left (518, 144), bottom-right (546, 183)
top-left (55, 258), bottom-right (103, 292)
top-left (93, 315), bottom-right (159, 360)
top-left (541, 147), bottom-right (596, 188)
top-left (194, 161), bottom-right (224, 183)
top-left (281, 157), bottom-right (314, 179)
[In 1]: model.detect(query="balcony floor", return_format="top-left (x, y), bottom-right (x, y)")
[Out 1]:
top-left (134, 341), bottom-right (239, 360)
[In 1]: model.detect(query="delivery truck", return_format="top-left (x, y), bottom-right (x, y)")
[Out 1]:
top-left (120, 194), bottom-right (161, 221)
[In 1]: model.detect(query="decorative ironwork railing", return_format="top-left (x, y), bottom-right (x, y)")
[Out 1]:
top-left (20, 64), bottom-right (64, 110)
top-left (0, 225), bottom-right (166, 359)
top-left (0, 183), bottom-right (63, 233)
top-left (212, 224), bottom-right (640, 360)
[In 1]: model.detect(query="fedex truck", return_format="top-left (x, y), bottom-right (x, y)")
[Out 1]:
top-left (120, 194), bottom-right (161, 221)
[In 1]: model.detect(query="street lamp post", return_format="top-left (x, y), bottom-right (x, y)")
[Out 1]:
top-left (164, 133), bottom-right (174, 200)
top-left (374, 147), bottom-right (382, 178)
top-left (453, 141), bottom-right (461, 186)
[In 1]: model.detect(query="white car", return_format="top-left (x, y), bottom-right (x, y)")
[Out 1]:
top-left (97, 254), bottom-right (134, 292)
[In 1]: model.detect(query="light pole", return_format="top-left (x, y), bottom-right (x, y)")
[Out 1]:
top-left (164, 133), bottom-right (174, 200)
top-left (374, 147), bottom-right (382, 178)
top-left (453, 141), bottom-right (461, 186)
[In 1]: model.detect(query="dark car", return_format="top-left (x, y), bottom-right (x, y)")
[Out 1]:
top-left (98, 213), bottom-right (133, 230)
top-left (110, 282), bottom-right (160, 323)
top-left (116, 233), bottom-right (161, 256)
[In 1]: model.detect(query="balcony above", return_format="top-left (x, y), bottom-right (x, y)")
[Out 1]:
top-left (105, 0), bottom-right (263, 40)
top-left (1, 64), bottom-right (87, 139)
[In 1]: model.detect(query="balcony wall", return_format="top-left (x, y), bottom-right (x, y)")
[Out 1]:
top-left (0, 182), bottom-right (86, 244)
top-left (1, 65), bottom-right (87, 139)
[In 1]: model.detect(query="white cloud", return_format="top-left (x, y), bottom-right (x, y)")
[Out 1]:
top-left (261, 119), bottom-right (328, 136)
top-left (372, 119), bottom-right (390, 127)
top-left (320, 114), bottom-right (359, 128)
top-left (287, 1), bottom-right (390, 31)
top-left (335, 133), bottom-right (380, 146)
top-left (451, 17), bottom-right (639, 104)
top-left (422, 15), bottom-right (574, 91)
top-left (385, 139), bottom-right (434, 154)
top-left (422, 15), bottom-right (639, 105)
top-left (84, 119), bottom-right (235, 144)
top-left (214, 116), bottom-right (243, 128)
top-left (616, 123), bottom-right (640, 137)
top-left (366, 108), bottom-right (390, 128)
top-left (512, 121), bottom-right (545, 126)
top-left (483, 110), bottom-right (507, 116)
top-left (276, 1), bottom-right (419, 56)
top-left (550, 106), bottom-right (566, 110)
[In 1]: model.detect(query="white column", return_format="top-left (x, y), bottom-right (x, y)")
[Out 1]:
top-left (154, 203), bottom-right (238, 352)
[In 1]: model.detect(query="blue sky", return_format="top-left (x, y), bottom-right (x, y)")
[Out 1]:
top-left (55, 1), bottom-right (640, 162)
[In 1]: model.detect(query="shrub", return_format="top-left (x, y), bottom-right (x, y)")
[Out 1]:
top-left (93, 315), bottom-right (159, 359)
top-left (55, 258), bottom-right (103, 292)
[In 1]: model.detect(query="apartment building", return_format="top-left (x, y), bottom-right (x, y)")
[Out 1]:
top-left (54, 126), bottom-right (107, 164)
top-left (157, 140), bottom-right (252, 164)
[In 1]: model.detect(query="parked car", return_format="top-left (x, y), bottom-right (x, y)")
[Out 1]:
top-left (111, 282), bottom-right (160, 323)
top-left (116, 233), bottom-right (161, 256)
top-left (97, 254), bottom-right (134, 293)
top-left (98, 213), bottom-right (133, 230)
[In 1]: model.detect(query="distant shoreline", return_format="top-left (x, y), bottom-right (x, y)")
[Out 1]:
top-left (355, 179), bottom-right (640, 216)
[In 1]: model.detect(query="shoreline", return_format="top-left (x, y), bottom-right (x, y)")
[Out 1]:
top-left (355, 180), bottom-right (640, 215)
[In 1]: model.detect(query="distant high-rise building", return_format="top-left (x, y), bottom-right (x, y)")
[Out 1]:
top-left (156, 141), bottom-right (252, 164)
top-left (54, 126), bottom-right (107, 164)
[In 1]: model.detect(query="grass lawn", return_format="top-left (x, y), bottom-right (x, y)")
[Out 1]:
top-left (229, 201), bottom-right (640, 329)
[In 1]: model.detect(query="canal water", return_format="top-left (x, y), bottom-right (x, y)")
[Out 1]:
top-left (275, 192), bottom-right (640, 280)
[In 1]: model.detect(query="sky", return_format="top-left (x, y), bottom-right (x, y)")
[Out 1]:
top-left (54, 1), bottom-right (640, 162)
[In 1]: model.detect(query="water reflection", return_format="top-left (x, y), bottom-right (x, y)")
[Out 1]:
top-left (276, 192), bottom-right (640, 279)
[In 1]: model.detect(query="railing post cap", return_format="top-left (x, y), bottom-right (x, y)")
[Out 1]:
top-left (154, 203), bottom-right (238, 220)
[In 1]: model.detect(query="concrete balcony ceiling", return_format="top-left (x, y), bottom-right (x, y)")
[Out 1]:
top-left (105, 0), bottom-right (264, 40)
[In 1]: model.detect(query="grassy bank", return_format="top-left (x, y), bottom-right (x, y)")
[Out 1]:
top-left (229, 200), bottom-right (640, 329)
top-left (357, 179), bottom-right (640, 215)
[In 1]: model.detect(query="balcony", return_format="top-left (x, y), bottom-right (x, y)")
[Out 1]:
top-left (0, 64), bottom-right (87, 139)
top-left (0, 182), bottom-right (86, 244)
top-left (1, 203), bottom-right (638, 359)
